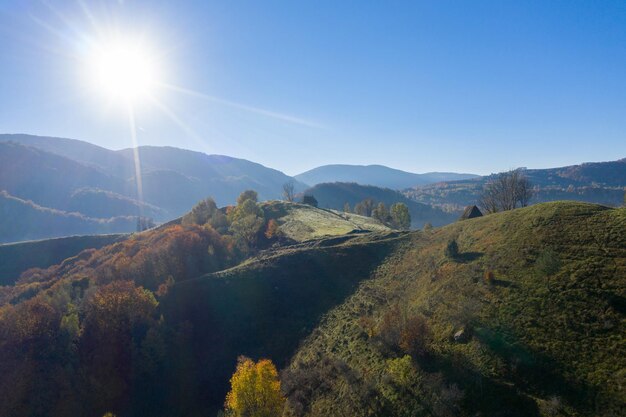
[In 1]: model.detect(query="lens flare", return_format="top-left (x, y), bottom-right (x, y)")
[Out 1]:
top-left (89, 39), bottom-right (159, 103)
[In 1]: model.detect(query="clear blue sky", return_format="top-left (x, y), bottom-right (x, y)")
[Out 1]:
top-left (1, 0), bottom-right (625, 175)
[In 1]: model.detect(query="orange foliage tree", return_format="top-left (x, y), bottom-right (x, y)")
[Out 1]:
top-left (225, 356), bottom-right (285, 417)
top-left (264, 219), bottom-right (280, 239)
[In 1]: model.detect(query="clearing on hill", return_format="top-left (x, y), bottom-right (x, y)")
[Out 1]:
top-left (261, 201), bottom-right (391, 242)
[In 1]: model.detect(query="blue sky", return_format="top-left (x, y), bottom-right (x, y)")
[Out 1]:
top-left (1, 0), bottom-right (625, 175)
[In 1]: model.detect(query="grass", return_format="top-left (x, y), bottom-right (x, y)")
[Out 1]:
top-left (261, 201), bottom-right (390, 242)
top-left (283, 201), bottom-right (626, 416)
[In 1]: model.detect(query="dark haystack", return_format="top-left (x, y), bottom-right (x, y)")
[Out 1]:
top-left (459, 205), bottom-right (483, 220)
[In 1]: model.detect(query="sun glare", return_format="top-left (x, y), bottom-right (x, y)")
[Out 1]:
top-left (89, 40), bottom-right (160, 103)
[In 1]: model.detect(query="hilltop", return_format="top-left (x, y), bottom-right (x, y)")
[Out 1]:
top-left (0, 200), bottom-right (623, 416)
top-left (260, 201), bottom-right (391, 242)
top-left (296, 164), bottom-right (477, 190)
top-left (304, 182), bottom-right (457, 227)
top-left (0, 201), bottom-right (389, 287)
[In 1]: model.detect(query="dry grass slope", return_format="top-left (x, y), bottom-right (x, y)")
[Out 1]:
top-left (284, 201), bottom-right (626, 417)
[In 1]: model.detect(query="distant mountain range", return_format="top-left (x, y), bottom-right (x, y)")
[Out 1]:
top-left (305, 182), bottom-right (457, 227)
top-left (295, 164), bottom-right (478, 189)
top-left (406, 158), bottom-right (626, 210)
top-left (1, 133), bottom-right (624, 242)
top-left (0, 134), bottom-right (309, 241)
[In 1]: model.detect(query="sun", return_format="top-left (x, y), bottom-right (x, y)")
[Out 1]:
top-left (88, 39), bottom-right (160, 104)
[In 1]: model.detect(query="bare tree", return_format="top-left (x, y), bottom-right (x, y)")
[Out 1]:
top-left (479, 169), bottom-right (534, 213)
top-left (355, 198), bottom-right (375, 217)
top-left (282, 181), bottom-right (295, 202)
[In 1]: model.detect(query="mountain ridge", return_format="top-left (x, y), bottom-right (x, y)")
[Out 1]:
top-left (296, 163), bottom-right (478, 189)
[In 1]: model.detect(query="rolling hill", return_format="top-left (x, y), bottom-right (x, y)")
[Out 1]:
top-left (0, 190), bottom-right (138, 243)
top-left (0, 141), bottom-right (126, 210)
top-left (295, 164), bottom-right (478, 189)
top-left (406, 158), bottom-right (626, 211)
top-left (260, 201), bottom-right (391, 242)
top-left (281, 201), bottom-right (626, 416)
top-left (0, 234), bottom-right (126, 286)
top-left (0, 200), bottom-right (623, 416)
top-left (304, 182), bottom-right (457, 227)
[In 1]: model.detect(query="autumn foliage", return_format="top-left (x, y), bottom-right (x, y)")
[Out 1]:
top-left (225, 356), bottom-right (285, 417)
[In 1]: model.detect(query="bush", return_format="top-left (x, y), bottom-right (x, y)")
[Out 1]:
top-left (358, 315), bottom-right (377, 338)
top-left (302, 195), bottom-right (318, 207)
top-left (264, 219), bottom-right (281, 239)
top-left (483, 270), bottom-right (495, 285)
top-left (236, 190), bottom-right (258, 205)
top-left (398, 315), bottom-right (432, 358)
top-left (445, 240), bottom-right (459, 259)
top-left (182, 198), bottom-right (219, 225)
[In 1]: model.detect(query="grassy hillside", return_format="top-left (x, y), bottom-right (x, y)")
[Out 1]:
top-left (305, 182), bottom-right (457, 227)
top-left (283, 202), bottom-right (626, 416)
top-left (161, 232), bottom-right (406, 415)
top-left (0, 234), bottom-right (127, 285)
top-left (261, 201), bottom-right (391, 242)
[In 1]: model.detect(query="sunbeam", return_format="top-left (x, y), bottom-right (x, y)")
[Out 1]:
top-left (161, 83), bottom-right (325, 129)
top-left (127, 104), bottom-right (144, 216)
top-left (149, 96), bottom-right (213, 153)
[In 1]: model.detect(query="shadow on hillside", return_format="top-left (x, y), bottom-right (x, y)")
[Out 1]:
top-left (421, 353), bottom-right (542, 416)
top-left (492, 279), bottom-right (518, 288)
top-left (159, 237), bottom-right (404, 415)
top-left (456, 251), bottom-right (483, 262)
top-left (472, 326), bottom-right (593, 413)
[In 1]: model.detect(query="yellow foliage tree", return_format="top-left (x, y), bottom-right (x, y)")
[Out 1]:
top-left (225, 356), bottom-right (285, 417)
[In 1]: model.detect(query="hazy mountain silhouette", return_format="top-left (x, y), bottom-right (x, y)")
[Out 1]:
top-left (296, 164), bottom-right (478, 189)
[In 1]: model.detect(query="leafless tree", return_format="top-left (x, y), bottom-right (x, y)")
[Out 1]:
top-left (355, 198), bottom-right (375, 217)
top-left (282, 181), bottom-right (295, 202)
top-left (479, 169), bottom-right (534, 213)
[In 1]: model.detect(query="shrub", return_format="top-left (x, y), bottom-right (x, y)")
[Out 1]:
top-left (182, 198), bottom-right (219, 225)
top-left (398, 315), bottom-right (432, 358)
top-left (236, 190), bottom-right (258, 205)
top-left (445, 240), bottom-right (459, 259)
top-left (302, 195), bottom-right (318, 207)
top-left (264, 219), bottom-right (280, 239)
top-left (359, 315), bottom-right (377, 338)
top-left (483, 270), bottom-right (495, 285)
top-left (377, 304), bottom-right (403, 348)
